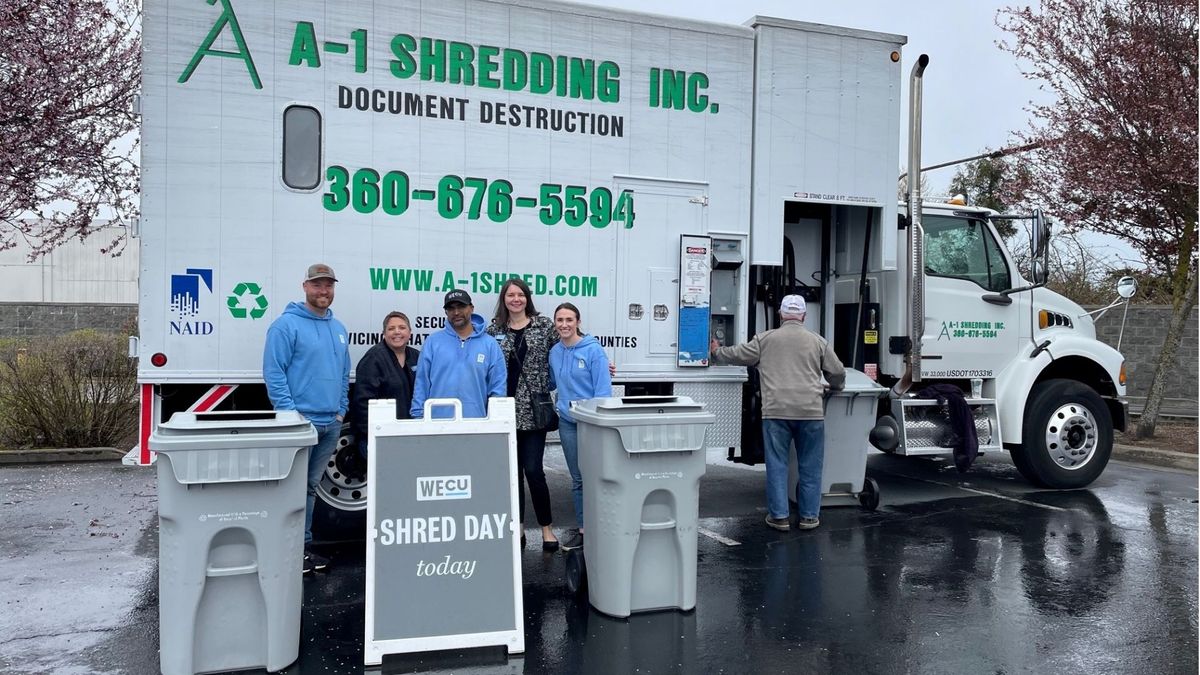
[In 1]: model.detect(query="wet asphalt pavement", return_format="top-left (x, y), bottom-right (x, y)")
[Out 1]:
top-left (1, 449), bottom-right (1196, 674)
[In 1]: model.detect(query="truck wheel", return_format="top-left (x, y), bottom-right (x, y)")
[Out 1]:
top-left (1020, 379), bottom-right (1113, 489)
top-left (316, 423), bottom-right (369, 511)
top-left (1007, 443), bottom-right (1040, 485)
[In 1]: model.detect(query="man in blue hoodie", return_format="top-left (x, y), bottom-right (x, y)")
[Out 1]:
top-left (410, 289), bottom-right (506, 419)
top-left (263, 263), bottom-right (350, 574)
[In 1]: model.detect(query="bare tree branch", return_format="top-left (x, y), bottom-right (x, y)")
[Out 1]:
top-left (997, 0), bottom-right (1198, 438)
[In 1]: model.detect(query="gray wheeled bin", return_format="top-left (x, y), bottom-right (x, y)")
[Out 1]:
top-left (150, 410), bottom-right (316, 675)
top-left (571, 396), bottom-right (715, 618)
top-left (788, 369), bottom-right (888, 510)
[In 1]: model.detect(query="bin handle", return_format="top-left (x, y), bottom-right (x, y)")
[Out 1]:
top-left (641, 519), bottom-right (677, 530)
top-left (206, 562), bottom-right (259, 577)
top-left (423, 398), bottom-right (463, 420)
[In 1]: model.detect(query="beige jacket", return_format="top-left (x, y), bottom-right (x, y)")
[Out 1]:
top-left (711, 320), bottom-right (846, 420)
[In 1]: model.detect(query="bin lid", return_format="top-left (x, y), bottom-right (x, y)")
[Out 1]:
top-left (570, 395), bottom-right (716, 428)
top-left (151, 410), bottom-right (317, 452)
top-left (832, 369), bottom-right (889, 397)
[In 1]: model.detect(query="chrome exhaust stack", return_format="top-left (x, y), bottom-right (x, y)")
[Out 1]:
top-left (906, 54), bottom-right (929, 384)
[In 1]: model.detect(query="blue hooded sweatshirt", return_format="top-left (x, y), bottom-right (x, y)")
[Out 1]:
top-left (263, 301), bottom-right (350, 426)
top-left (549, 334), bottom-right (612, 423)
top-left (410, 313), bottom-right (507, 419)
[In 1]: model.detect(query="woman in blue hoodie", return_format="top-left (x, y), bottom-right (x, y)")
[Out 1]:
top-left (549, 302), bottom-right (612, 551)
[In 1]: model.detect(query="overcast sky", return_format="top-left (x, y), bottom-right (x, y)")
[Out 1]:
top-left (594, 0), bottom-right (1136, 270)
top-left (599, 0), bottom-right (1045, 192)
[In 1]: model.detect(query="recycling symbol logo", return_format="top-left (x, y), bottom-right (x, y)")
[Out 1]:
top-left (227, 282), bottom-right (269, 319)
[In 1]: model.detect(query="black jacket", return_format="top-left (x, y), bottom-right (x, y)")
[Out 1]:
top-left (916, 383), bottom-right (979, 472)
top-left (352, 342), bottom-right (419, 440)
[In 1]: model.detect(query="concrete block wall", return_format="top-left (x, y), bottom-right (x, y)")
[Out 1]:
top-left (0, 303), bottom-right (137, 338)
top-left (1088, 304), bottom-right (1198, 410)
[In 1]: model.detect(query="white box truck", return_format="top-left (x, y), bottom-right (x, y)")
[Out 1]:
top-left (135, 0), bottom-right (1128, 511)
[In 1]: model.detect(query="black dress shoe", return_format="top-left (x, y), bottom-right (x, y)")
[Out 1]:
top-left (520, 533), bottom-right (527, 549)
top-left (542, 538), bottom-right (559, 552)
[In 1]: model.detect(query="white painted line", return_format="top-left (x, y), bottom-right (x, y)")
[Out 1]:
top-left (954, 485), bottom-right (1069, 511)
top-left (698, 527), bottom-right (742, 546)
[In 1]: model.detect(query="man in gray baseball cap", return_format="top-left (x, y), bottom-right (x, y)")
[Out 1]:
top-left (263, 263), bottom-right (349, 574)
top-left (710, 294), bottom-right (845, 531)
top-left (305, 263), bottom-right (338, 282)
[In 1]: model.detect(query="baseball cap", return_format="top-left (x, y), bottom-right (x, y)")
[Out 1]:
top-left (305, 263), bottom-right (338, 282)
top-left (780, 294), bottom-right (807, 315)
top-left (443, 289), bottom-right (472, 308)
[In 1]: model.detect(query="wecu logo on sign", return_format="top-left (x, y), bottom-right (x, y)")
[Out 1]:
top-left (416, 475), bottom-right (472, 501)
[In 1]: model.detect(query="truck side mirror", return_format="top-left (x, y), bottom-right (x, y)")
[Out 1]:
top-left (1029, 208), bottom-right (1050, 284)
top-left (1030, 208), bottom-right (1046, 256)
top-left (1031, 260), bottom-right (1047, 285)
top-left (1116, 276), bottom-right (1138, 299)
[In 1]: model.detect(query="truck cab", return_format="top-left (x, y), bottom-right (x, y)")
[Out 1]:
top-left (896, 200), bottom-right (1127, 488)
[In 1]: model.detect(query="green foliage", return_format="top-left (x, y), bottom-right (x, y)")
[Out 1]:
top-left (0, 331), bottom-right (138, 448)
top-left (947, 155), bottom-right (1027, 238)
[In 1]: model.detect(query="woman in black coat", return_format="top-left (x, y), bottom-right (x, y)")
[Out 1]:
top-left (352, 311), bottom-right (419, 454)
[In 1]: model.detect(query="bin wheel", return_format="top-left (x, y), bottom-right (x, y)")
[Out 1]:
top-left (858, 477), bottom-right (881, 511)
top-left (565, 549), bottom-right (587, 597)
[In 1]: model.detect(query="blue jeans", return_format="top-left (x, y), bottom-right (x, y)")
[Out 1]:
top-left (762, 419), bottom-right (825, 520)
top-left (305, 421), bottom-right (341, 544)
top-left (558, 418), bottom-right (584, 529)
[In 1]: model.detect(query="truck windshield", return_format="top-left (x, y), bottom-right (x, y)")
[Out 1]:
top-left (923, 215), bottom-right (1011, 292)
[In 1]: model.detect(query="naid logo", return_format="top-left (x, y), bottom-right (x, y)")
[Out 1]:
top-left (416, 475), bottom-right (471, 501)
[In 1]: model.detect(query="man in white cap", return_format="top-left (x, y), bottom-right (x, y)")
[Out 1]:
top-left (263, 263), bottom-right (350, 573)
top-left (710, 294), bottom-right (845, 531)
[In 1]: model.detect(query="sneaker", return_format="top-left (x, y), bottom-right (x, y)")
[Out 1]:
top-left (559, 530), bottom-right (584, 551)
top-left (303, 548), bottom-right (330, 574)
top-left (796, 517), bottom-right (820, 530)
top-left (765, 515), bottom-right (791, 531)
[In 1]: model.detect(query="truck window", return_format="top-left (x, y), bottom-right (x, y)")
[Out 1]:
top-left (923, 215), bottom-right (1011, 292)
top-left (282, 105), bottom-right (321, 190)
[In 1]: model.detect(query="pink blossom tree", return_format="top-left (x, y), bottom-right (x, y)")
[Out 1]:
top-left (1, 0), bottom-right (140, 258)
top-left (998, 0), bottom-right (1197, 438)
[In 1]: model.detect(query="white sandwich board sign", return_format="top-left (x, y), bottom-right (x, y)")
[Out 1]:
top-left (364, 397), bottom-right (524, 664)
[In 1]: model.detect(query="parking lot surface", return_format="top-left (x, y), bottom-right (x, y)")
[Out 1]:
top-left (1, 449), bottom-right (1196, 674)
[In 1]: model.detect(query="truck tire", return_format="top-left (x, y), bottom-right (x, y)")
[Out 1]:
top-left (1007, 442), bottom-right (1039, 485)
top-left (311, 423), bottom-right (368, 542)
top-left (315, 423), bottom-right (369, 511)
top-left (1019, 379), bottom-right (1113, 489)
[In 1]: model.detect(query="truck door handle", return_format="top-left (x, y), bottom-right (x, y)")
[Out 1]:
top-left (982, 293), bottom-right (1013, 306)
